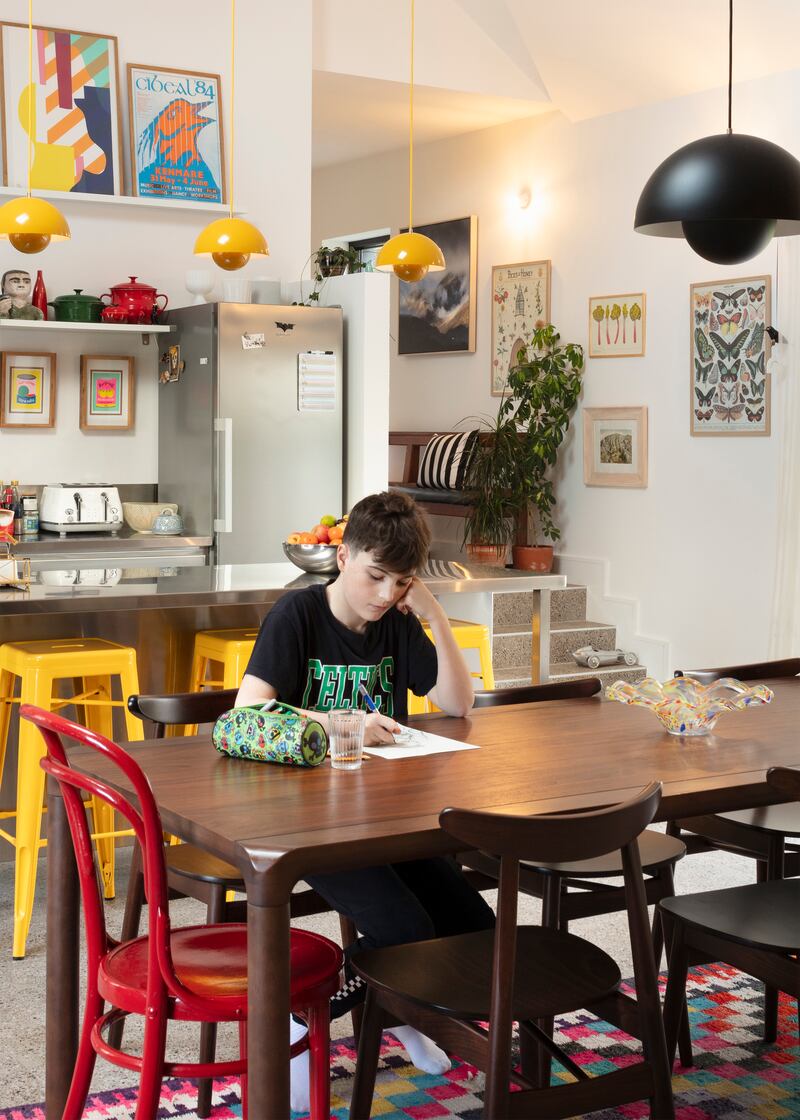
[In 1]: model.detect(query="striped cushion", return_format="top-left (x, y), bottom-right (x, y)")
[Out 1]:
top-left (417, 431), bottom-right (478, 491)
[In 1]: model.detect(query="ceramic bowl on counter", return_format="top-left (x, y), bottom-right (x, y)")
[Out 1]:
top-left (283, 542), bottom-right (339, 574)
top-left (122, 502), bottom-right (178, 533)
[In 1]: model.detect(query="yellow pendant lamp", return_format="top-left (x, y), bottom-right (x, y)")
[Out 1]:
top-left (0, 0), bottom-right (70, 254)
top-left (376, 0), bottom-right (444, 282)
top-left (194, 0), bottom-right (267, 271)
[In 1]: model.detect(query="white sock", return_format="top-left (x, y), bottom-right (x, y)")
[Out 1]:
top-left (389, 1024), bottom-right (451, 1074)
top-left (289, 1016), bottom-right (311, 1115)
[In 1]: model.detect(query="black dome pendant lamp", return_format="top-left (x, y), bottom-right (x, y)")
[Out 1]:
top-left (634, 0), bottom-right (800, 265)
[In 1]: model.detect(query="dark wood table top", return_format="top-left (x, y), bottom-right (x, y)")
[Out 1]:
top-left (73, 678), bottom-right (800, 904)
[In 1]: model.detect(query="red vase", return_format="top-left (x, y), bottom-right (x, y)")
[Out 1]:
top-left (32, 270), bottom-right (47, 319)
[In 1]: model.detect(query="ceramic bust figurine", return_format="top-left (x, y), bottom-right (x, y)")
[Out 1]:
top-left (0, 269), bottom-right (44, 320)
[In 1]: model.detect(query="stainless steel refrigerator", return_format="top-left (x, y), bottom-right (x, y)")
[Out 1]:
top-left (158, 302), bottom-right (344, 563)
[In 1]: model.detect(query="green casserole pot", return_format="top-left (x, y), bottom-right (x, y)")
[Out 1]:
top-left (48, 289), bottom-right (104, 323)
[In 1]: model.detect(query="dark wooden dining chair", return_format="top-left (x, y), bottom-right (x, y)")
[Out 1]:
top-left (472, 678), bottom-right (603, 706)
top-left (349, 782), bottom-right (674, 1119)
top-left (660, 765), bottom-right (800, 1070)
top-left (669, 657), bottom-right (800, 1041)
top-left (23, 702), bottom-right (343, 1120)
top-left (114, 688), bottom-right (348, 1116)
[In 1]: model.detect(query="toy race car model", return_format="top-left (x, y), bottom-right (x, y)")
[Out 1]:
top-left (572, 645), bottom-right (638, 670)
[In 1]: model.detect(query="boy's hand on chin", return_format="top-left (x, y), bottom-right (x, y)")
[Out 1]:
top-left (365, 712), bottom-right (402, 745)
top-left (395, 577), bottom-right (439, 620)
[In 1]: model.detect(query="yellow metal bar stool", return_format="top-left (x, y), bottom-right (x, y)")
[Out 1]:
top-left (408, 618), bottom-right (495, 715)
top-left (0, 637), bottom-right (142, 958)
top-left (186, 627), bottom-right (259, 732)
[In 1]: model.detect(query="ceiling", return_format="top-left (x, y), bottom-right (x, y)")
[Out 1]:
top-left (312, 0), bottom-right (800, 167)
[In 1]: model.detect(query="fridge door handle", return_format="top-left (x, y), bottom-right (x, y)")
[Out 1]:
top-left (214, 417), bottom-right (233, 533)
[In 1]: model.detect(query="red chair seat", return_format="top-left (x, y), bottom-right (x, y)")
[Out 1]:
top-left (101, 925), bottom-right (343, 1020)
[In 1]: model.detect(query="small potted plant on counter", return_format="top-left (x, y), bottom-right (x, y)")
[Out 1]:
top-left (463, 323), bottom-right (583, 570)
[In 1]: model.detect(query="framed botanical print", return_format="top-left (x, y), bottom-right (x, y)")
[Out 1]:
top-left (588, 293), bottom-right (646, 358)
top-left (79, 355), bottom-right (135, 431)
top-left (127, 64), bottom-right (225, 202)
top-left (397, 215), bottom-right (477, 355)
top-left (0, 351), bottom-right (56, 427)
top-left (0, 21), bottom-right (122, 194)
top-left (491, 260), bottom-right (551, 395)
top-left (583, 407), bottom-right (648, 488)
top-left (690, 275), bottom-right (770, 436)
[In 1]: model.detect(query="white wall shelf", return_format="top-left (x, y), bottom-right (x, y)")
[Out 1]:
top-left (0, 184), bottom-right (236, 215)
top-left (0, 319), bottom-right (171, 335)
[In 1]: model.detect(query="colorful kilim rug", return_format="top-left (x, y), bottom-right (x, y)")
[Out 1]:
top-left (2, 964), bottom-right (798, 1119)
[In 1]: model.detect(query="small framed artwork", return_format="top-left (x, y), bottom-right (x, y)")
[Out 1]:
top-left (397, 215), bottom-right (477, 356)
top-left (690, 275), bottom-right (770, 437)
top-left (79, 355), bottom-right (135, 432)
top-left (583, 406), bottom-right (648, 488)
top-left (127, 64), bottom-right (225, 202)
top-left (491, 260), bottom-right (551, 395)
top-left (588, 293), bottom-right (646, 358)
top-left (0, 351), bottom-right (56, 428)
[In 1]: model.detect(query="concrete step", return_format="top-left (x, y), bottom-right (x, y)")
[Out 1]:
top-left (492, 619), bottom-right (616, 671)
top-left (492, 583), bottom-right (587, 628)
top-left (494, 662), bottom-right (647, 690)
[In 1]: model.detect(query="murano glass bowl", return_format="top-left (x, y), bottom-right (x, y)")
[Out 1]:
top-left (606, 676), bottom-right (774, 736)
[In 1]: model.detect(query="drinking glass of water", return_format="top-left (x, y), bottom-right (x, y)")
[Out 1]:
top-left (328, 709), bottom-right (366, 770)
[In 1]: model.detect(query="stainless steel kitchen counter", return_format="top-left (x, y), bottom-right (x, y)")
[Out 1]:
top-left (16, 527), bottom-right (212, 557)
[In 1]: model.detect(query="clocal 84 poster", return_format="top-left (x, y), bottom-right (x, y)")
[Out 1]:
top-left (128, 65), bottom-right (224, 202)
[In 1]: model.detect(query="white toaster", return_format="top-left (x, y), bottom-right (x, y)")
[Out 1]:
top-left (39, 484), bottom-right (123, 534)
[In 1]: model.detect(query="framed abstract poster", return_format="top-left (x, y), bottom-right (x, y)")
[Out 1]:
top-left (127, 65), bottom-right (225, 202)
top-left (583, 407), bottom-right (648, 488)
top-left (491, 259), bottom-right (551, 395)
top-left (588, 293), bottom-right (646, 358)
top-left (690, 275), bottom-right (771, 437)
top-left (79, 355), bottom-right (135, 431)
top-left (0, 351), bottom-right (56, 427)
top-left (0, 22), bottom-right (121, 194)
top-left (397, 215), bottom-right (477, 355)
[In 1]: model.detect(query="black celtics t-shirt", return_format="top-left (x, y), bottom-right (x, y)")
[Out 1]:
top-left (245, 582), bottom-right (438, 721)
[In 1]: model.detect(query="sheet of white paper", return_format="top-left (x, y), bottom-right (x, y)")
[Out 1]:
top-left (364, 725), bottom-right (480, 760)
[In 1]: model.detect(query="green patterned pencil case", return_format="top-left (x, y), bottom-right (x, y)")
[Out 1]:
top-left (212, 701), bottom-right (328, 767)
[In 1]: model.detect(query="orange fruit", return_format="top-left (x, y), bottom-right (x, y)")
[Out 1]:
top-left (297, 532), bottom-right (318, 544)
top-left (286, 532), bottom-right (303, 544)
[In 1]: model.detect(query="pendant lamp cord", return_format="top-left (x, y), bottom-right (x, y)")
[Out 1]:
top-left (408, 0), bottom-right (415, 232)
top-left (26, 0), bottom-right (33, 197)
top-left (727, 0), bottom-right (733, 134)
top-left (229, 0), bottom-right (236, 219)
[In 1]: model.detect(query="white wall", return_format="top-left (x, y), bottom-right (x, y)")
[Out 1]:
top-left (0, 0), bottom-right (312, 484)
top-left (312, 69), bottom-right (799, 671)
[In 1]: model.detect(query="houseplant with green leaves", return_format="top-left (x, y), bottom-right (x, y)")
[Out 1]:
top-left (463, 323), bottom-right (584, 569)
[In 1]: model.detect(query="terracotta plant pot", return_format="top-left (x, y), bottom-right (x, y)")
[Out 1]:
top-left (466, 542), bottom-right (508, 565)
top-left (512, 544), bottom-right (554, 572)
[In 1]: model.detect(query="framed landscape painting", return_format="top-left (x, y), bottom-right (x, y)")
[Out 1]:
top-left (588, 293), bottom-right (645, 358)
top-left (690, 275), bottom-right (771, 437)
top-left (0, 21), bottom-right (122, 194)
top-left (128, 64), bottom-right (225, 202)
top-left (491, 259), bottom-right (551, 395)
top-left (79, 355), bottom-right (135, 431)
top-left (0, 351), bottom-right (56, 428)
top-left (397, 215), bottom-right (477, 356)
top-left (583, 406), bottom-right (648, 488)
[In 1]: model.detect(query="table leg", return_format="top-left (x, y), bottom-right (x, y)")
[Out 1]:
top-left (45, 779), bottom-right (80, 1120)
top-left (531, 588), bottom-right (551, 685)
top-left (247, 897), bottom-right (291, 1119)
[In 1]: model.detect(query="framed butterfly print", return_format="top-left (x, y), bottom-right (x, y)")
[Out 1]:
top-left (690, 275), bottom-right (771, 437)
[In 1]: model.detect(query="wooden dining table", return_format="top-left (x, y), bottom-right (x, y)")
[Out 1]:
top-left (44, 677), bottom-right (800, 1118)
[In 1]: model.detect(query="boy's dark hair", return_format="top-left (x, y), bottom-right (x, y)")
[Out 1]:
top-left (343, 491), bottom-right (431, 572)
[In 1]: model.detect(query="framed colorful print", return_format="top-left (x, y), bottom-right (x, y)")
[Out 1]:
top-left (397, 215), bottom-right (477, 355)
top-left (588, 293), bottom-right (646, 358)
top-left (0, 351), bottom-right (56, 428)
top-left (583, 407), bottom-right (648, 488)
top-left (127, 65), bottom-right (225, 202)
top-left (690, 275), bottom-right (771, 437)
top-left (0, 22), bottom-right (122, 194)
top-left (79, 355), bottom-right (135, 432)
top-left (491, 260), bottom-right (551, 395)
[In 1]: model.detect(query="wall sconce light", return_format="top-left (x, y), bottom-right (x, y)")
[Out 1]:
top-left (518, 187), bottom-right (532, 210)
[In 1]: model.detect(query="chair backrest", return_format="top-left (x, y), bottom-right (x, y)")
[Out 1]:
top-left (127, 688), bottom-right (239, 737)
top-left (21, 704), bottom-right (211, 1015)
top-left (767, 766), bottom-right (800, 801)
top-left (472, 679), bottom-right (602, 707)
top-left (674, 657), bottom-right (800, 685)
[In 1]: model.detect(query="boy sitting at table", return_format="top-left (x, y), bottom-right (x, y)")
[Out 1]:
top-left (236, 490), bottom-right (495, 1111)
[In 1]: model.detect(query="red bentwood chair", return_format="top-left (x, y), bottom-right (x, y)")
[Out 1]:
top-left (23, 704), bottom-right (343, 1120)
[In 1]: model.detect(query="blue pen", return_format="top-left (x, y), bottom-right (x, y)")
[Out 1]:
top-left (358, 682), bottom-right (379, 712)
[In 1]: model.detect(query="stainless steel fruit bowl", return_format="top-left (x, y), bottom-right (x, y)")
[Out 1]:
top-left (283, 542), bottom-right (339, 575)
